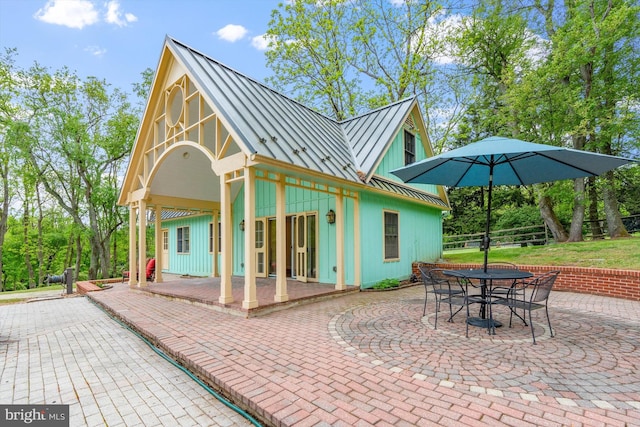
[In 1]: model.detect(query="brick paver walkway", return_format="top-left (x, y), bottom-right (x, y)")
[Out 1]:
top-left (87, 282), bottom-right (640, 426)
top-left (0, 297), bottom-right (252, 426)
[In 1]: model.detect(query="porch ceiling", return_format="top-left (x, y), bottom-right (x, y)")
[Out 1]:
top-left (150, 145), bottom-right (221, 203)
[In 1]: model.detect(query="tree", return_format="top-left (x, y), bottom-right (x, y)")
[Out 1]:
top-left (447, 0), bottom-right (639, 240)
top-left (0, 48), bottom-right (20, 290)
top-left (527, 0), bottom-right (639, 239)
top-left (266, 0), bottom-right (466, 151)
top-left (12, 63), bottom-right (138, 280)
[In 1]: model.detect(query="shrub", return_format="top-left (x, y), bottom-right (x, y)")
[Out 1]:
top-left (373, 278), bottom-right (400, 290)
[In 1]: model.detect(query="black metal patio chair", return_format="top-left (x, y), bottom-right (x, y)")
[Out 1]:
top-left (418, 264), bottom-right (466, 329)
top-left (485, 262), bottom-right (525, 322)
top-left (496, 270), bottom-right (560, 344)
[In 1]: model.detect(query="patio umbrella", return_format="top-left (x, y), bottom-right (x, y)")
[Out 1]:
top-left (391, 136), bottom-right (635, 271)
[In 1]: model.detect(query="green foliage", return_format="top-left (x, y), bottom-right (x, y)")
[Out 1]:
top-left (372, 278), bottom-right (400, 290)
top-left (0, 49), bottom-right (146, 285)
top-left (494, 205), bottom-right (542, 231)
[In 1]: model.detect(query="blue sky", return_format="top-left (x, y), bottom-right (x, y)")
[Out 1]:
top-left (0, 0), bottom-right (281, 92)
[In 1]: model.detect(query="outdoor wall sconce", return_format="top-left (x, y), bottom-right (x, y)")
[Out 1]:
top-left (326, 209), bottom-right (336, 224)
top-left (239, 220), bottom-right (245, 231)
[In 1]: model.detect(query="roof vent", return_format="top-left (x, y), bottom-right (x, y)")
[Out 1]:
top-left (404, 115), bottom-right (415, 130)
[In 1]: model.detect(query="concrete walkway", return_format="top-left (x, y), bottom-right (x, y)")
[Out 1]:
top-left (0, 297), bottom-right (253, 426)
top-left (85, 282), bottom-right (640, 426)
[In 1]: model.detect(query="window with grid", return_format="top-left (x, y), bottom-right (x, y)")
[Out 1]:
top-left (177, 226), bottom-right (190, 253)
top-left (404, 130), bottom-right (415, 165)
top-left (384, 211), bottom-right (399, 260)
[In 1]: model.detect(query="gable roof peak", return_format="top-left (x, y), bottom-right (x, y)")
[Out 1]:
top-left (165, 36), bottom-right (339, 124)
top-left (339, 96), bottom-right (417, 124)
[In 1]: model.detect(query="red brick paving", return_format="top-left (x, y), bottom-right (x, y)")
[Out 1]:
top-left (88, 280), bottom-right (640, 426)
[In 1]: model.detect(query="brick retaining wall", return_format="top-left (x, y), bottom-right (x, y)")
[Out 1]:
top-left (413, 262), bottom-right (640, 301)
top-left (76, 278), bottom-right (122, 295)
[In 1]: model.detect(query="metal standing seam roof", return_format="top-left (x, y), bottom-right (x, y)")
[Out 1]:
top-left (166, 37), bottom-right (445, 207)
top-left (340, 98), bottom-right (417, 178)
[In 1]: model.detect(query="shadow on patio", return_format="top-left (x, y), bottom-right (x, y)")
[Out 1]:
top-left (136, 275), bottom-right (360, 317)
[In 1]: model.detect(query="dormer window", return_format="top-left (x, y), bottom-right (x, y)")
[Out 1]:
top-left (404, 130), bottom-right (415, 165)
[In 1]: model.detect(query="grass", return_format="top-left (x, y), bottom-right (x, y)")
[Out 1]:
top-left (1, 284), bottom-right (65, 294)
top-left (443, 235), bottom-right (640, 270)
top-left (0, 285), bottom-right (67, 305)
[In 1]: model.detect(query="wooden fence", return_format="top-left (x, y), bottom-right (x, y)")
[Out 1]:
top-left (443, 213), bottom-right (639, 251)
top-left (443, 224), bottom-right (549, 251)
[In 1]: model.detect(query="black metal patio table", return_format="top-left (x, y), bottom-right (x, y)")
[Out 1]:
top-left (442, 268), bottom-right (533, 330)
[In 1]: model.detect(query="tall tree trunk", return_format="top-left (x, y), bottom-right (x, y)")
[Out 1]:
top-left (539, 195), bottom-right (569, 242)
top-left (36, 185), bottom-right (45, 285)
top-left (567, 177), bottom-right (585, 242)
top-left (23, 200), bottom-right (35, 288)
top-left (75, 235), bottom-right (82, 282)
top-left (112, 234), bottom-right (118, 278)
top-left (587, 176), bottom-right (604, 239)
top-left (603, 170), bottom-right (629, 238)
top-left (0, 155), bottom-right (9, 292)
top-left (599, 37), bottom-right (629, 239)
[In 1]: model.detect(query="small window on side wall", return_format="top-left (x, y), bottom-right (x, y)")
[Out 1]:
top-left (384, 211), bottom-right (399, 260)
top-left (404, 130), bottom-right (415, 165)
top-left (177, 226), bottom-right (190, 254)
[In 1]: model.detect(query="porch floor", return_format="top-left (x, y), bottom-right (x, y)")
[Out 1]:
top-left (133, 274), bottom-right (360, 317)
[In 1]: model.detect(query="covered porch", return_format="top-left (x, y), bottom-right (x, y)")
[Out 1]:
top-left (136, 274), bottom-right (360, 317)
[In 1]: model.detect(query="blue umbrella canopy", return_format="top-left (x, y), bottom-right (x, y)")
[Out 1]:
top-left (391, 136), bottom-right (633, 187)
top-left (391, 136), bottom-right (635, 270)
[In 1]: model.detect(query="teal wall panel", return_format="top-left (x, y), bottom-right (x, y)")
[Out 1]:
top-left (376, 128), bottom-right (438, 195)
top-left (232, 180), bottom-right (355, 284)
top-left (161, 214), bottom-right (214, 277)
top-left (359, 191), bottom-right (442, 288)
top-left (161, 175), bottom-right (441, 289)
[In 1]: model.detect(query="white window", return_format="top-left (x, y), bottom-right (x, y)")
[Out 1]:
top-left (404, 130), bottom-right (415, 165)
top-left (384, 211), bottom-right (399, 260)
top-left (177, 226), bottom-right (190, 254)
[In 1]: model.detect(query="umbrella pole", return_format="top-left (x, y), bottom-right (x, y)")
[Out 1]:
top-left (483, 164), bottom-right (494, 272)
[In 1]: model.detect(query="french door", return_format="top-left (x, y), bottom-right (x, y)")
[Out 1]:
top-left (255, 218), bottom-right (267, 277)
top-left (260, 213), bottom-right (317, 282)
top-left (295, 212), bottom-right (317, 282)
top-left (161, 229), bottom-right (169, 269)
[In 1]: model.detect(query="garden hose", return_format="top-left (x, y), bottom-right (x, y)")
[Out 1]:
top-left (89, 299), bottom-right (262, 426)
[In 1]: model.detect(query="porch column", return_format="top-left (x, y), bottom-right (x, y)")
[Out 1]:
top-left (353, 195), bottom-right (361, 287)
top-left (219, 173), bottom-right (233, 304)
top-left (274, 175), bottom-right (288, 302)
top-left (335, 191), bottom-right (346, 290)
top-left (243, 167), bottom-right (258, 309)
top-left (128, 204), bottom-right (138, 287)
top-left (154, 205), bottom-right (163, 283)
top-left (138, 198), bottom-right (148, 287)
top-left (212, 209), bottom-right (219, 277)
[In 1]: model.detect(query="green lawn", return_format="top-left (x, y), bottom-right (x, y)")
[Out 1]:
top-left (443, 235), bottom-right (640, 270)
top-left (0, 285), bottom-right (68, 305)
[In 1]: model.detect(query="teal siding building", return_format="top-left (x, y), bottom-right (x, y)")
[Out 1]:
top-left (119, 37), bottom-right (449, 309)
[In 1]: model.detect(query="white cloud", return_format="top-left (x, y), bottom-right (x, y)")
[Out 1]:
top-left (34, 0), bottom-right (99, 29)
top-left (84, 45), bottom-right (107, 57)
top-left (251, 34), bottom-right (272, 51)
top-left (105, 0), bottom-right (138, 27)
top-left (34, 0), bottom-right (137, 29)
top-left (215, 24), bottom-right (248, 42)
